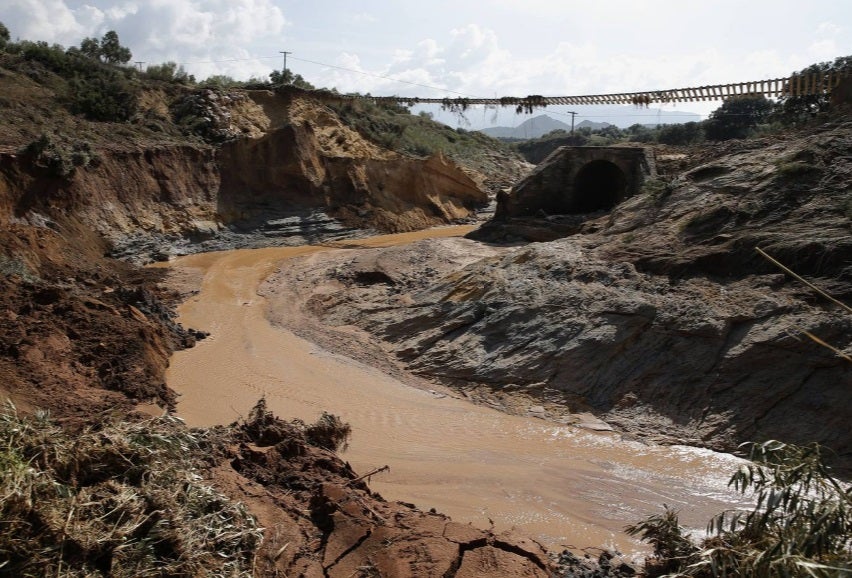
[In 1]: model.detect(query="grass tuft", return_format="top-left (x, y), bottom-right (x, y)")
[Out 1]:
top-left (0, 401), bottom-right (262, 577)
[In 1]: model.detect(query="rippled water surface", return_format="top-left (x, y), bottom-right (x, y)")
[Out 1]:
top-left (165, 227), bottom-right (746, 556)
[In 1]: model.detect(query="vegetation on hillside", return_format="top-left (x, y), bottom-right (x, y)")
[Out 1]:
top-left (627, 441), bottom-right (851, 578)
top-left (329, 98), bottom-right (513, 160)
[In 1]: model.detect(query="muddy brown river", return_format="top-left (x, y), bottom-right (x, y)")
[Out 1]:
top-left (164, 226), bottom-right (746, 559)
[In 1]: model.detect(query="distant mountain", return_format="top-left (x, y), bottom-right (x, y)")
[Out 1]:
top-left (479, 115), bottom-right (572, 139)
top-left (478, 115), bottom-right (637, 139)
top-left (576, 120), bottom-right (613, 131)
top-left (448, 106), bottom-right (703, 136)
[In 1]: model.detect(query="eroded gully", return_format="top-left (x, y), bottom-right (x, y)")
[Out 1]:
top-left (163, 226), bottom-right (746, 558)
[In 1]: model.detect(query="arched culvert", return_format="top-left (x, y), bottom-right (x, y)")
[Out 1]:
top-left (571, 160), bottom-right (627, 213)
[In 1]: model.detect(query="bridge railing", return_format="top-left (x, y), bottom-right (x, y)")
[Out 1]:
top-left (359, 70), bottom-right (850, 108)
top-left (285, 69), bottom-right (850, 111)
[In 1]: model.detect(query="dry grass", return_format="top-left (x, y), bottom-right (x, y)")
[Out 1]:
top-left (0, 402), bottom-right (262, 577)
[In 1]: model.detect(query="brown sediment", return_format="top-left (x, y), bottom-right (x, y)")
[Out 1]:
top-left (164, 226), bottom-right (746, 558)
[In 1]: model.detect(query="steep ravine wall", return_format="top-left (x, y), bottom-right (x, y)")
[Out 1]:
top-left (0, 146), bottom-right (219, 236)
top-left (217, 96), bottom-right (486, 234)
top-left (0, 96), bottom-right (486, 252)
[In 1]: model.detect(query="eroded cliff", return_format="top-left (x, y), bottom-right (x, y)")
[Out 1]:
top-left (1, 67), bottom-right (491, 264)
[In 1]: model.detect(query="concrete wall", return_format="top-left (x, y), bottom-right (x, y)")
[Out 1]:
top-left (496, 146), bottom-right (655, 219)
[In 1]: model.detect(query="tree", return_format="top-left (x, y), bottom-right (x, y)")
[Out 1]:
top-left (99, 30), bottom-right (131, 64)
top-left (704, 95), bottom-right (773, 141)
top-left (79, 36), bottom-right (101, 60)
top-left (201, 74), bottom-right (238, 88)
top-left (0, 21), bottom-right (10, 49)
top-left (773, 55), bottom-right (852, 126)
top-left (269, 68), bottom-right (315, 90)
top-left (77, 30), bottom-right (131, 65)
top-left (146, 61), bottom-right (193, 84)
top-left (658, 121), bottom-right (704, 145)
top-left (627, 123), bottom-right (655, 143)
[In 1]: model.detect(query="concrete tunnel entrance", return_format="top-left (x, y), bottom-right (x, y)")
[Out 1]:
top-left (493, 146), bottom-right (654, 221)
top-left (572, 160), bottom-right (627, 213)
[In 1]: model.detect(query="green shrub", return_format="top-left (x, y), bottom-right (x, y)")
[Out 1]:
top-left (68, 74), bottom-right (138, 122)
top-left (641, 178), bottom-right (674, 203)
top-left (144, 61), bottom-right (194, 84)
top-left (22, 134), bottom-right (99, 177)
top-left (0, 21), bottom-right (9, 50)
top-left (629, 441), bottom-right (852, 577)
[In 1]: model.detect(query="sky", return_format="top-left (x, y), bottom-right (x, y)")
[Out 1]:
top-left (2, 0), bottom-right (850, 128)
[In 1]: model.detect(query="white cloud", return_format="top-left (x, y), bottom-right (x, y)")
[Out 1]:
top-left (352, 12), bottom-right (377, 24)
top-left (2, 0), bottom-right (289, 80)
top-left (816, 22), bottom-right (842, 36)
top-left (3, 0), bottom-right (87, 44)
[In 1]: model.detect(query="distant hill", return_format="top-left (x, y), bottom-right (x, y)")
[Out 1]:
top-left (479, 115), bottom-right (633, 139)
top-left (466, 108), bottom-right (704, 137)
top-left (576, 120), bottom-right (613, 131)
top-left (479, 115), bottom-right (571, 139)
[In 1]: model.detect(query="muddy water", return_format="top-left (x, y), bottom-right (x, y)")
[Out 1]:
top-left (165, 226), bottom-right (745, 557)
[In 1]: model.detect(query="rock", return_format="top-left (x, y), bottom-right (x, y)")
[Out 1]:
top-left (274, 122), bottom-right (852, 468)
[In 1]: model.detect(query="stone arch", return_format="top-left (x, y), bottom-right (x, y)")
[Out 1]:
top-left (571, 160), bottom-right (627, 213)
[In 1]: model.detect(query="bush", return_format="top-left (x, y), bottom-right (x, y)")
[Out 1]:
top-left (7, 39), bottom-right (139, 122)
top-left (22, 134), bottom-right (99, 177)
top-left (144, 61), bottom-right (194, 84)
top-left (0, 21), bottom-right (9, 50)
top-left (658, 121), bottom-right (704, 145)
top-left (705, 95), bottom-right (774, 141)
top-left (628, 441), bottom-right (852, 577)
top-left (244, 398), bottom-right (351, 452)
top-left (305, 412), bottom-right (352, 452)
top-left (68, 74), bottom-right (138, 122)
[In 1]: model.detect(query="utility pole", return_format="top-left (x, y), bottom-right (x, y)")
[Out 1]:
top-left (568, 111), bottom-right (577, 135)
top-left (279, 50), bottom-right (291, 73)
top-left (134, 61), bottom-right (144, 72)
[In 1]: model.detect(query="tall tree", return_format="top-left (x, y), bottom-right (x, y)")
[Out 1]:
top-left (77, 30), bottom-right (131, 65)
top-left (704, 95), bottom-right (773, 141)
top-left (79, 36), bottom-right (101, 60)
top-left (773, 55), bottom-right (852, 126)
top-left (99, 30), bottom-right (131, 64)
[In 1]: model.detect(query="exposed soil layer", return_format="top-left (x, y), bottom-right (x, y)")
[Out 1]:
top-left (216, 404), bottom-right (554, 578)
top-left (0, 222), bottom-right (195, 421)
top-left (0, 66), bottom-right (549, 576)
